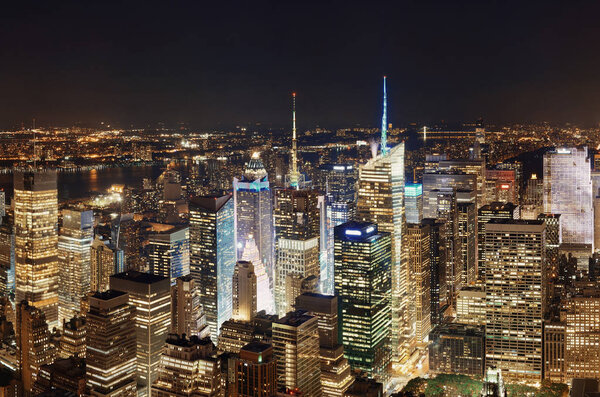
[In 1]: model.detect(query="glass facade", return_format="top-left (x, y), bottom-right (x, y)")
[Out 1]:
top-left (334, 222), bottom-right (391, 381)
top-left (148, 226), bottom-right (190, 286)
top-left (544, 147), bottom-right (593, 246)
top-left (405, 183), bottom-right (423, 224)
top-left (189, 194), bottom-right (236, 342)
top-left (14, 170), bottom-right (59, 330)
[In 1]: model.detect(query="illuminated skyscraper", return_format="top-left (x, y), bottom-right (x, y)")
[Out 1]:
top-left (318, 164), bottom-right (357, 296)
top-left (355, 142), bottom-right (406, 366)
top-left (110, 272), bottom-right (171, 397)
top-left (14, 170), bottom-right (59, 329)
top-left (233, 154), bottom-right (273, 271)
top-left (16, 300), bottom-right (52, 394)
top-left (90, 236), bottom-right (123, 293)
top-left (405, 183), bottom-right (423, 224)
top-left (274, 189), bottom-right (320, 317)
top-left (477, 202), bottom-right (518, 280)
top-left (151, 335), bottom-right (221, 397)
top-left (485, 219), bottom-right (545, 383)
top-left (406, 223), bottom-right (431, 345)
top-left (295, 293), bottom-right (353, 397)
top-left (272, 310), bottom-right (322, 396)
top-left (86, 290), bottom-right (137, 397)
top-left (334, 222), bottom-right (391, 381)
top-left (58, 209), bottom-right (93, 326)
top-left (240, 236), bottom-right (274, 314)
top-left (171, 275), bottom-right (209, 339)
top-left (189, 194), bottom-right (236, 342)
top-left (232, 261), bottom-right (257, 322)
top-left (421, 219), bottom-right (447, 327)
top-left (148, 226), bottom-right (190, 285)
top-left (59, 316), bottom-right (86, 359)
top-left (544, 147), bottom-right (593, 246)
top-left (457, 193), bottom-right (476, 286)
top-left (0, 215), bottom-right (15, 296)
top-left (232, 342), bottom-right (277, 397)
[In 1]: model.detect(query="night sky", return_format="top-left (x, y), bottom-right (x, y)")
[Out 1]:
top-left (2, 1), bottom-right (600, 129)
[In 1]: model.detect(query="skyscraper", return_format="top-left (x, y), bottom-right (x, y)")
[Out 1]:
top-left (295, 293), bottom-right (353, 397)
top-left (148, 226), bottom-right (190, 286)
top-left (272, 310), bottom-right (322, 396)
top-left (232, 261), bottom-right (257, 322)
top-left (406, 223), bottom-right (431, 345)
top-left (189, 194), bottom-right (236, 342)
top-left (16, 300), bottom-right (52, 394)
top-left (110, 271), bottom-right (171, 397)
top-left (485, 219), bottom-right (545, 383)
top-left (544, 147), bottom-right (593, 246)
top-left (240, 236), bottom-right (274, 314)
top-left (58, 209), bottom-right (93, 326)
top-left (421, 218), bottom-right (448, 327)
top-left (170, 275), bottom-right (209, 339)
top-left (14, 170), bottom-right (59, 329)
top-left (405, 183), bottom-right (423, 224)
top-left (151, 335), bottom-right (221, 397)
top-left (355, 142), bottom-right (406, 367)
top-left (477, 202), bottom-right (519, 281)
top-left (233, 153), bottom-right (273, 270)
top-left (86, 290), bottom-right (137, 397)
top-left (90, 236), bottom-right (122, 293)
top-left (232, 342), bottom-right (277, 397)
top-left (334, 222), bottom-right (391, 381)
top-left (274, 188), bottom-right (320, 317)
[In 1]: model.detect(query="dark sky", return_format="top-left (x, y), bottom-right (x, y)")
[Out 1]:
top-left (2, 1), bottom-right (600, 129)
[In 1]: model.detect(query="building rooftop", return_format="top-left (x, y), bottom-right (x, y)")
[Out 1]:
top-left (189, 194), bottom-right (232, 212)
top-left (275, 310), bottom-right (315, 327)
top-left (241, 341), bottom-right (271, 354)
top-left (90, 289), bottom-right (127, 301)
top-left (111, 270), bottom-right (167, 284)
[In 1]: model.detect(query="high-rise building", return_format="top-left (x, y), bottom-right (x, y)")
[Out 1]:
top-left (544, 147), bottom-right (593, 246)
top-left (240, 236), bottom-right (274, 314)
top-left (428, 323), bottom-right (485, 377)
top-left (232, 342), bottom-right (277, 397)
top-left (405, 183), bottom-right (423, 224)
top-left (86, 290), bottom-right (137, 397)
top-left (484, 219), bottom-right (545, 383)
top-left (295, 293), bottom-right (353, 397)
top-left (538, 213), bottom-right (561, 301)
top-left (564, 286), bottom-right (600, 382)
top-left (16, 300), bottom-right (52, 393)
top-left (434, 159), bottom-right (486, 208)
top-left (232, 261), bottom-right (257, 322)
top-left (406, 223), bottom-right (431, 345)
top-left (189, 194), bottom-right (236, 342)
top-left (14, 170), bottom-right (59, 329)
top-left (522, 173), bottom-right (544, 219)
top-left (485, 168), bottom-right (516, 204)
top-left (544, 318), bottom-right (566, 384)
top-left (274, 189), bottom-right (320, 317)
top-left (422, 172), bottom-right (476, 219)
top-left (110, 271), bottom-right (171, 397)
top-left (151, 334), bottom-right (221, 397)
top-left (148, 226), bottom-right (190, 285)
top-left (90, 236), bottom-right (122, 293)
top-left (319, 164), bottom-right (357, 296)
top-left (217, 319), bottom-right (256, 355)
top-left (35, 356), bottom-right (86, 396)
top-left (170, 275), bottom-right (209, 339)
top-left (233, 154), bottom-right (273, 270)
top-left (59, 316), bottom-right (86, 358)
top-left (355, 142), bottom-right (406, 367)
top-left (0, 216), bottom-right (15, 296)
top-left (477, 202), bottom-right (518, 280)
top-left (58, 209), bottom-right (93, 326)
top-left (421, 219), bottom-right (448, 327)
top-left (272, 310), bottom-right (322, 396)
top-left (457, 190), bottom-right (476, 286)
top-left (334, 222), bottom-right (391, 381)
top-left (455, 287), bottom-right (486, 325)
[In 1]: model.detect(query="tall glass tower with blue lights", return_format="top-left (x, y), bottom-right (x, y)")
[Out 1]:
top-left (189, 194), bottom-right (236, 342)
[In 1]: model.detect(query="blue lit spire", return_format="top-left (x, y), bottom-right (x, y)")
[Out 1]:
top-left (380, 76), bottom-right (388, 156)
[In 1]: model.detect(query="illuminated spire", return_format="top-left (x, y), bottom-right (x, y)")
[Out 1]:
top-left (381, 76), bottom-right (389, 156)
top-left (289, 92), bottom-right (300, 189)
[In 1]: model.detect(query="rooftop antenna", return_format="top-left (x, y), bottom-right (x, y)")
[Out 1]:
top-left (381, 76), bottom-right (389, 156)
top-left (33, 118), bottom-right (36, 168)
top-left (289, 92), bottom-right (299, 189)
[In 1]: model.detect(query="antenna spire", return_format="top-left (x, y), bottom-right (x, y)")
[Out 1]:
top-left (381, 76), bottom-right (389, 155)
top-left (289, 92), bottom-right (299, 189)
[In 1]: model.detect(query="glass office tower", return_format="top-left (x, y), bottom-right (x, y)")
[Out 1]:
top-left (189, 194), bottom-right (236, 342)
top-left (148, 226), bottom-right (190, 286)
top-left (543, 147), bottom-right (593, 246)
top-left (405, 183), bottom-right (423, 224)
top-left (14, 170), bottom-right (59, 330)
top-left (334, 221), bottom-right (391, 382)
